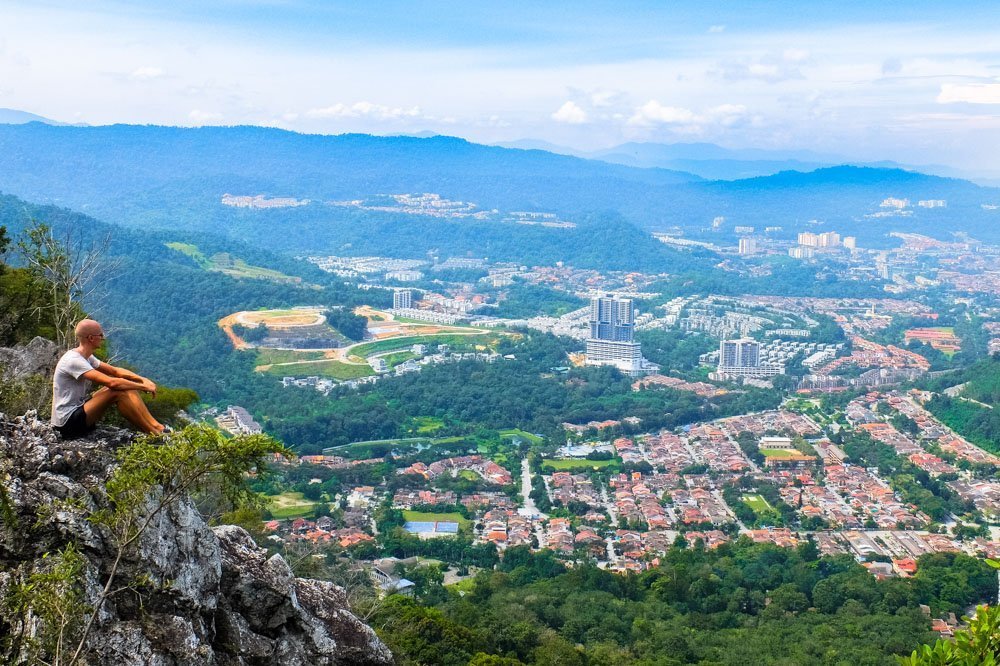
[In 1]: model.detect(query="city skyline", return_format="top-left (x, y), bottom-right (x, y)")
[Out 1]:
top-left (3, 1), bottom-right (1000, 176)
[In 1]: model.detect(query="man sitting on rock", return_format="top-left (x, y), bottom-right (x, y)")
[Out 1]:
top-left (50, 319), bottom-right (168, 438)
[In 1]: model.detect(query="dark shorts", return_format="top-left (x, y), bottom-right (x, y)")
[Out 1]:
top-left (56, 405), bottom-right (94, 440)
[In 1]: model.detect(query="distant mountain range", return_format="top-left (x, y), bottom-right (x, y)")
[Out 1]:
top-left (0, 107), bottom-right (83, 127)
top-left (0, 122), bottom-right (997, 252)
top-left (495, 139), bottom-right (973, 182)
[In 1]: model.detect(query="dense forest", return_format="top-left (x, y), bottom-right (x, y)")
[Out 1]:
top-left (371, 542), bottom-right (995, 665)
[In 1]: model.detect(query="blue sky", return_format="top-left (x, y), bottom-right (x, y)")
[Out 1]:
top-left (2, 1), bottom-right (1000, 174)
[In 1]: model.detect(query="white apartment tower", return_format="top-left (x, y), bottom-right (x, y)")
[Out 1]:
top-left (715, 338), bottom-right (783, 379)
top-left (584, 294), bottom-right (656, 377)
top-left (393, 289), bottom-right (413, 310)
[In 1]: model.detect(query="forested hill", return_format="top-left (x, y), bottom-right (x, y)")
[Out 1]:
top-left (0, 123), bottom-right (998, 247)
top-left (0, 192), bottom-right (376, 397)
top-left (0, 123), bottom-right (697, 228)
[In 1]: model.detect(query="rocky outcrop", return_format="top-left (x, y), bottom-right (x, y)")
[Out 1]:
top-left (0, 413), bottom-right (394, 665)
top-left (0, 336), bottom-right (60, 381)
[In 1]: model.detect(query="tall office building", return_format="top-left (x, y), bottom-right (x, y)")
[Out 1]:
top-left (393, 289), bottom-right (413, 310)
top-left (584, 294), bottom-right (655, 377)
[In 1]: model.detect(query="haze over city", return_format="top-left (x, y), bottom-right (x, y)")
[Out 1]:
top-left (3, 0), bottom-right (1000, 175)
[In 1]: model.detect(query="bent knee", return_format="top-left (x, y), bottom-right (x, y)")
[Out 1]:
top-left (106, 388), bottom-right (140, 401)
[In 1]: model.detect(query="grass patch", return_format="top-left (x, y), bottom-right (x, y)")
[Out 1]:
top-left (542, 458), bottom-right (617, 471)
top-left (256, 348), bottom-right (326, 366)
top-left (167, 242), bottom-right (299, 282)
top-left (447, 577), bottom-right (477, 593)
top-left (381, 351), bottom-right (419, 368)
top-left (261, 359), bottom-right (374, 380)
top-left (413, 416), bottom-right (446, 434)
top-left (402, 510), bottom-right (470, 528)
top-left (742, 494), bottom-right (773, 513)
top-left (458, 470), bottom-right (480, 481)
top-left (760, 448), bottom-right (800, 457)
top-left (351, 332), bottom-right (494, 359)
top-left (500, 429), bottom-right (544, 444)
top-left (266, 491), bottom-right (317, 519)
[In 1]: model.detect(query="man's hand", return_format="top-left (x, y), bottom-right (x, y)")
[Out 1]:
top-left (141, 378), bottom-right (157, 398)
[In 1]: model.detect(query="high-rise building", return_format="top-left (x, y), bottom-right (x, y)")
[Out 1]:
top-left (719, 338), bottom-right (759, 368)
top-left (715, 338), bottom-right (784, 379)
top-left (817, 231), bottom-right (841, 247)
top-left (797, 232), bottom-right (819, 247)
top-left (738, 237), bottom-right (758, 255)
top-left (589, 295), bottom-right (634, 342)
top-left (393, 289), bottom-right (413, 310)
top-left (788, 247), bottom-right (815, 259)
top-left (584, 294), bottom-right (656, 377)
top-left (843, 236), bottom-right (857, 250)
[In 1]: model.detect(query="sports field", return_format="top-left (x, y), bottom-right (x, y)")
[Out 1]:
top-left (402, 510), bottom-right (470, 528)
top-left (742, 494), bottom-right (773, 514)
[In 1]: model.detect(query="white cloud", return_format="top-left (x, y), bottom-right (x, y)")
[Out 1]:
top-left (304, 102), bottom-right (423, 120)
top-left (937, 83), bottom-right (1000, 104)
top-left (782, 48), bottom-right (810, 63)
top-left (626, 101), bottom-right (749, 132)
top-left (715, 50), bottom-right (809, 83)
top-left (188, 109), bottom-right (223, 123)
top-left (589, 89), bottom-right (625, 108)
top-left (627, 101), bottom-right (696, 126)
top-left (706, 104), bottom-right (748, 126)
top-left (551, 100), bottom-right (587, 124)
top-left (128, 66), bottom-right (163, 80)
top-left (708, 25), bottom-right (726, 33)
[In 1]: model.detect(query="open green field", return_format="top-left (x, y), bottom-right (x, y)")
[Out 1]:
top-left (381, 351), bottom-right (418, 368)
top-left (167, 242), bottom-right (298, 282)
top-left (458, 469), bottom-right (481, 481)
top-left (267, 491), bottom-right (317, 519)
top-left (261, 359), bottom-right (374, 380)
top-left (402, 510), bottom-right (471, 528)
top-left (500, 429), bottom-right (544, 444)
top-left (760, 448), bottom-right (800, 458)
top-left (412, 416), bottom-right (446, 433)
top-left (542, 458), bottom-right (617, 471)
top-left (256, 348), bottom-right (326, 366)
top-left (742, 494), bottom-right (773, 513)
top-left (350, 332), bottom-right (494, 359)
top-left (446, 577), bottom-right (477, 593)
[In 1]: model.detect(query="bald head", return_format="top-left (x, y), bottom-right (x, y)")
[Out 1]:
top-left (75, 319), bottom-right (104, 344)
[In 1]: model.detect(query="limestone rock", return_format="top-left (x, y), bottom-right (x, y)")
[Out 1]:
top-left (0, 413), bottom-right (394, 665)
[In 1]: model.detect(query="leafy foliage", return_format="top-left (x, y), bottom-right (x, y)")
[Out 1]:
top-left (372, 541), bottom-right (996, 665)
top-left (900, 604), bottom-right (1000, 665)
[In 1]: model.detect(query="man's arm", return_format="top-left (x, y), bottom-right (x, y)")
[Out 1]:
top-left (82, 367), bottom-right (156, 395)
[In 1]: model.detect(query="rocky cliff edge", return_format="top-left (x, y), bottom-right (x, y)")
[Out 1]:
top-left (0, 412), bottom-right (394, 665)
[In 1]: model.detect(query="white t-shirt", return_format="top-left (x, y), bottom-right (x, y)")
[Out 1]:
top-left (51, 350), bottom-right (101, 426)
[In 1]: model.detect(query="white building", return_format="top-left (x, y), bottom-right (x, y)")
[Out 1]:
top-left (393, 289), bottom-right (413, 310)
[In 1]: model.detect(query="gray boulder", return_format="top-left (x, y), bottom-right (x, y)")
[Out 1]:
top-left (0, 413), bottom-right (394, 665)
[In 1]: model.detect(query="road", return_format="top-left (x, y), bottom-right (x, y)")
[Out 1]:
top-left (518, 457), bottom-right (549, 521)
top-left (600, 485), bottom-right (623, 566)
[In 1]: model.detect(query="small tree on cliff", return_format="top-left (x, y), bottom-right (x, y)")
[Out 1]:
top-left (17, 221), bottom-right (117, 348)
top-left (2, 424), bottom-right (291, 666)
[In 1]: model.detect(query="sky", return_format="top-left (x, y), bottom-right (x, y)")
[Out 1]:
top-left (2, 1), bottom-right (1000, 175)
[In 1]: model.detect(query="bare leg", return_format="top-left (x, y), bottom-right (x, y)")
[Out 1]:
top-left (84, 388), bottom-right (164, 434)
